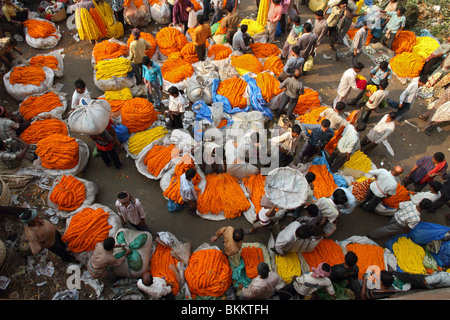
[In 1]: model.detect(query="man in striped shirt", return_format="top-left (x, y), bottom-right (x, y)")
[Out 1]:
top-left (115, 191), bottom-right (150, 232)
top-left (367, 199), bottom-right (433, 240)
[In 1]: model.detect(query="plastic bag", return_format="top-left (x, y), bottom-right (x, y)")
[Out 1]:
top-left (187, 10), bottom-right (198, 29)
top-left (186, 75), bottom-right (214, 105)
top-left (303, 55), bottom-right (314, 72)
top-left (150, 3), bottom-right (171, 24)
top-left (167, 199), bottom-right (185, 212)
top-left (265, 167), bottom-right (309, 209)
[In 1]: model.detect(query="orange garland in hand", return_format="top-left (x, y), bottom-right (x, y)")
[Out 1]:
top-left (19, 92), bottom-right (63, 121)
top-left (293, 88), bottom-right (322, 116)
top-left (19, 118), bottom-right (68, 144)
top-left (61, 207), bottom-right (112, 253)
top-left (150, 243), bottom-right (180, 295)
top-left (197, 172), bottom-right (250, 219)
top-left (9, 66), bottom-right (46, 86)
top-left (121, 97), bottom-right (157, 133)
top-left (241, 246), bottom-right (265, 279)
top-left (49, 175), bottom-right (86, 211)
top-left (184, 248), bottom-right (232, 298)
top-left (217, 77), bottom-right (248, 109)
top-left (144, 144), bottom-right (179, 177)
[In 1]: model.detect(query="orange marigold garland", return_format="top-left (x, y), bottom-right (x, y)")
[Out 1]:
top-left (301, 239), bottom-right (345, 270)
top-left (19, 92), bottom-right (63, 121)
top-left (61, 207), bottom-right (112, 253)
top-left (293, 88), bottom-right (322, 116)
top-left (185, 248), bottom-right (232, 298)
top-left (121, 97), bottom-right (157, 133)
top-left (207, 44), bottom-right (232, 60)
top-left (263, 55), bottom-right (284, 77)
top-left (150, 243), bottom-right (180, 295)
top-left (216, 77), bottom-right (248, 109)
top-left (162, 153), bottom-right (202, 204)
top-left (29, 55), bottom-right (59, 70)
top-left (255, 72), bottom-right (283, 102)
top-left (197, 172), bottom-right (250, 219)
top-left (156, 27), bottom-right (188, 57)
top-left (49, 175), bottom-right (86, 211)
top-left (241, 246), bottom-right (265, 279)
top-left (23, 19), bottom-right (58, 38)
top-left (93, 40), bottom-right (129, 63)
top-left (36, 134), bottom-right (79, 170)
top-left (161, 54), bottom-right (195, 83)
top-left (242, 174), bottom-right (266, 213)
top-left (391, 30), bottom-right (417, 54)
top-left (346, 243), bottom-right (385, 279)
top-left (19, 118), bottom-right (68, 144)
top-left (9, 66), bottom-right (46, 86)
top-left (230, 54), bottom-right (264, 74)
top-left (249, 42), bottom-right (281, 59)
top-left (144, 144), bottom-right (179, 177)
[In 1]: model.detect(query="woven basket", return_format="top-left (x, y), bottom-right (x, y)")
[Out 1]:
top-left (51, 7), bottom-right (67, 23)
top-left (0, 179), bottom-right (11, 206)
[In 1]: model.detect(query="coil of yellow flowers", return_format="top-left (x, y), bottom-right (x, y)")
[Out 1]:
top-left (392, 237), bottom-right (427, 275)
top-left (128, 126), bottom-right (168, 155)
top-left (95, 57), bottom-right (132, 80)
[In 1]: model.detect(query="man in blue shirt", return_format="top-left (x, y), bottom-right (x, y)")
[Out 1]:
top-left (297, 119), bottom-right (334, 164)
top-left (142, 56), bottom-right (164, 109)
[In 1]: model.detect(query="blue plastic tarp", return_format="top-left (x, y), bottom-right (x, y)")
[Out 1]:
top-left (408, 222), bottom-right (450, 245)
top-left (212, 79), bottom-right (252, 114)
top-left (242, 74), bottom-right (273, 120)
top-left (311, 151), bottom-right (349, 188)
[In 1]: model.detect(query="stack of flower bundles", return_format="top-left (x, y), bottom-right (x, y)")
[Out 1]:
top-left (121, 97), bottom-right (158, 133)
top-left (35, 134), bottom-right (79, 170)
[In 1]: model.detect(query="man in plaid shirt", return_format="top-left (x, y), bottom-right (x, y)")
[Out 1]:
top-left (367, 199), bottom-right (433, 240)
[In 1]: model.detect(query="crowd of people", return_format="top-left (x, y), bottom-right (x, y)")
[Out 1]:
top-left (0, 0), bottom-right (449, 302)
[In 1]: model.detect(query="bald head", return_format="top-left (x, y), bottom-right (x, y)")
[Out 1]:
top-left (392, 166), bottom-right (404, 176)
top-left (142, 271), bottom-right (153, 286)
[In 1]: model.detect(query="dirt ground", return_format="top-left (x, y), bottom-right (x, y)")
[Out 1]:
top-left (0, 0), bottom-right (449, 301)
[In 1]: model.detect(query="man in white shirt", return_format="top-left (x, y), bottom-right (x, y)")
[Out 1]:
top-left (166, 86), bottom-right (187, 129)
top-left (360, 111), bottom-right (397, 153)
top-left (232, 24), bottom-right (253, 53)
top-left (360, 166), bottom-right (404, 212)
top-left (410, 180), bottom-right (441, 205)
top-left (387, 75), bottom-right (428, 121)
top-left (331, 187), bottom-right (357, 215)
top-left (71, 79), bottom-right (92, 110)
top-left (359, 79), bottom-right (389, 123)
top-left (328, 123), bottom-right (366, 173)
top-left (272, 220), bottom-right (312, 256)
top-left (239, 262), bottom-right (281, 300)
top-left (319, 102), bottom-right (348, 131)
top-left (137, 270), bottom-right (178, 300)
top-left (179, 168), bottom-right (199, 216)
top-left (333, 62), bottom-right (364, 108)
top-left (278, 262), bottom-right (336, 300)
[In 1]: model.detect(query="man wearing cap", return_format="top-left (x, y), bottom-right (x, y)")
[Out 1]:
top-left (21, 209), bottom-right (77, 263)
top-left (128, 28), bottom-right (152, 85)
top-left (239, 262), bottom-right (281, 299)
